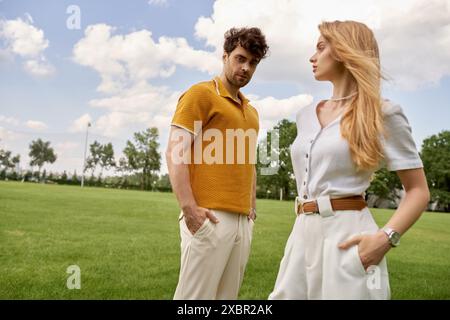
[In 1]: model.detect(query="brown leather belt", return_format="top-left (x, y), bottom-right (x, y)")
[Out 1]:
top-left (297, 195), bottom-right (367, 215)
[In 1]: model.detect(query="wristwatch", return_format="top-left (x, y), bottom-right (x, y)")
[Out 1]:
top-left (381, 227), bottom-right (401, 247)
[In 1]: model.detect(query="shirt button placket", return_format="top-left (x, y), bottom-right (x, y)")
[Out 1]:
top-left (303, 138), bottom-right (315, 200)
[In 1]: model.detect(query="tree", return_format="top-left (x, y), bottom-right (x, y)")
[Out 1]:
top-left (257, 119), bottom-right (297, 200)
top-left (116, 157), bottom-right (130, 188)
top-left (155, 173), bottom-right (172, 192)
top-left (0, 149), bottom-right (20, 171)
top-left (123, 127), bottom-right (161, 190)
top-left (85, 141), bottom-right (116, 181)
top-left (71, 170), bottom-right (79, 185)
top-left (11, 154), bottom-right (20, 168)
top-left (99, 142), bottom-right (116, 176)
top-left (85, 141), bottom-right (102, 176)
top-left (28, 139), bottom-right (57, 181)
top-left (88, 173), bottom-right (96, 186)
top-left (23, 170), bottom-right (32, 182)
top-left (420, 130), bottom-right (450, 211)
top-left (60, 170), bottom-right (68, 184)
top-left (32, 170), bottom-right (40, 182)
top-left (116, 157), bottom-right (129, 175)
top-left (367, 168), bottom-right (402, 207)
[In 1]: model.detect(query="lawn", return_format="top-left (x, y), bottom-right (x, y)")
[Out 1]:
top-left (0, 181), bottom-right (449, 299)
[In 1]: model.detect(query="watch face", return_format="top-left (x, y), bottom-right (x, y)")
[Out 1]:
top-left (391, 232), bottom-right (401, 246)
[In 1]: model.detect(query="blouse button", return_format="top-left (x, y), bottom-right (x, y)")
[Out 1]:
top-left (306, 153), bottom-right (309, 158)
top-left (303, 195), bottom-right (308, 200)
top-left (303, 181), bottom-right (306, 185)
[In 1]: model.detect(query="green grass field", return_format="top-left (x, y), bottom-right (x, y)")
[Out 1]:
top-left (1, 181), bottom-right (449, 299)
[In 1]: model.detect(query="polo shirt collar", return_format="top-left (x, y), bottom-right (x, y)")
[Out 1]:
top-left (214, 76), bottom-right (249, 106)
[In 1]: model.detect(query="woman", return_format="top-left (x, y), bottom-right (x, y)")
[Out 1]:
top-left (269, 20), bottom-right (430, 300)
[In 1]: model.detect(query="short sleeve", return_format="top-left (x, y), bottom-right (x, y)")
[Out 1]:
top-left (381, 101), bottom-right (423, 171)
top-left (171, 84), bottom-right (210, 136)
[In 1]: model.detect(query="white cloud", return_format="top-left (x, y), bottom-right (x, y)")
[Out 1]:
top-left (55, 141), bottom-right (79, 160)
top-left (157, 36), bottom-right (221, 74)
top-left (56, 141), bottom-right (79, 151)
top-left (194, 0), bottom-right (450, 91)
top-left (0, 126), bottom-right (23, 149)
top-left (69, 113), bottom-right (92, 133)
top-left (72, 24), bottom-right (222, 138)
top-left (91, 83), bottom-right (180, 138)
top-left (377, 0), bottom-right (450, 89)
top-left (251, 94), bottom-right (313, 131)
top-left (2, 115), bottom-right (50, 132)
top-left (95, 112), bottom-right (146, 138)
top-left (26, 120), bottom-right (48, 131)
top-left (89, 81), bottom-right (179, 113)
top-left (0, 15), bottom-right (55, 76)
top-left (73, 24), bottom-right (220, 94)
top-left (0, 16), bottom-right (48, 57)
top-left (23, 57), bottom-right (55, 76)
top-left (0, 115), bottom-right (20, 126)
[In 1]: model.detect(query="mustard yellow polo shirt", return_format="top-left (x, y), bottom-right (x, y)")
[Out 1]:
top-left (171, 76), bottom-right (259, 215)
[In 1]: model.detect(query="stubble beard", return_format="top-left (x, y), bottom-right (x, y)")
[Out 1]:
top-left (226, 71), bottom-right (250, 89)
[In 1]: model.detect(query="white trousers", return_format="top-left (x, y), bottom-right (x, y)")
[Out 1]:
top-left (269, 206), bottom-right (391, 300)
top-left (174, 209), bottom-right (254, 300)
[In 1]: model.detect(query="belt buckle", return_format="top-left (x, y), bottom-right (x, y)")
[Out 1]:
top-left (294, 196), bottom-right (304, 215)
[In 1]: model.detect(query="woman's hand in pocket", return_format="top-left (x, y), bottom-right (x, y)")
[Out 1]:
top-left (338, 231), bottom-right (391, 270)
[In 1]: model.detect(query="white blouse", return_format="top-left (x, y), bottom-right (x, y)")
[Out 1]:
top-left (290, 99), bottom-right (424, 202)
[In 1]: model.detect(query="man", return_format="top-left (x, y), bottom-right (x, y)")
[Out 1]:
top-left (166, 27), bottom-right (269, 300)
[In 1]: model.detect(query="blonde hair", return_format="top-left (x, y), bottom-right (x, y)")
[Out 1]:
top-left (319, 20), bottom-right (385, 171)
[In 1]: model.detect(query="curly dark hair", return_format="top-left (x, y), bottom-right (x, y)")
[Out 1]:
top-left (223, 27), bottom-right (269, 61)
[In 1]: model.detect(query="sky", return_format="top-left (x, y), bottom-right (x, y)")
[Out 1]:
top-left (0, 0), bottom-right (449, 176)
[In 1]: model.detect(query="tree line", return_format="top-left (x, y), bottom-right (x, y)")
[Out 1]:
top-left (0, 127), bottom-right (170, 192)
top-left (1, 124), bottom-right (449, 212)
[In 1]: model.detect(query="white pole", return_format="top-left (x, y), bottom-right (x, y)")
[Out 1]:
top-left (81, 122), bottom-right (91, 187)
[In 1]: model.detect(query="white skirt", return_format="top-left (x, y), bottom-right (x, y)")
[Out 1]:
top-left (269, 207), bottom-right (391, 300)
